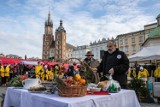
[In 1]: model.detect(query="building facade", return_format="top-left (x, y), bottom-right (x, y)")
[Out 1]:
top-left (116, 22), bottom-right (157, 56)
top-left (117, 30), bottom-right (145, 56)
top-left (72, 45), bottom-right (90, 60)
top-left (90, 38), bottom-right (108, 61)
top-left (54, 20), bottom-right (66, 62)
top-left (42, 12), bottom-right (74, 62)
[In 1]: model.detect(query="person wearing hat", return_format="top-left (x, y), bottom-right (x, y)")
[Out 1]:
top-left (83, 51), bottom-right (100, 83)
top-left (84, 51), bottom-right (95, 65)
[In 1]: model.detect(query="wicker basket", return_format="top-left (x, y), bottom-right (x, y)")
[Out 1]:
top-left (57, 85), bottom-right (87, 97)
top-left (56, 58), bottom-right (87, 97)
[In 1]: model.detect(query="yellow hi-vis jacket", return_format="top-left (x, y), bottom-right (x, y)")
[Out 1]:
top-left (127, 70), bottom-right (136, 78)
top-left (154, 66), bottom-right (160, 78)
top-left (0, 66), bottom-right (10, 77)
top-left (35, 65), bottom-right (43, 78)
top-left (46, 70), bottom-right (54, 81)
top-left (138, 68), bottom-right (149, 79)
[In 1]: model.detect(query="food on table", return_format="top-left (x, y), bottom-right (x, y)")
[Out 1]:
top-left (75, 74), bottom-right (81, 81)
top-left (97, 80), bottom-right (108, 88)
top-left (79, 79), bottom-right (86, 85)
top-left (28, 85), bottom-right (46, 91)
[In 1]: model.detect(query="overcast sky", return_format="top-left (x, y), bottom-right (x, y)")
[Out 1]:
top-left (0, 0), bottom-right (159, 58)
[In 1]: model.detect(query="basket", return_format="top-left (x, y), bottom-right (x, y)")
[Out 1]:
top-left (57, 85), bottom-right (87, 97)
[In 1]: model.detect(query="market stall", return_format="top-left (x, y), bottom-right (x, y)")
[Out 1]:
top-left (20, 60), bottom-right (38, 65)
top-left (0, 57), bottom-right (22, 64)
top-left (129, 45), bottom-right (160, 62)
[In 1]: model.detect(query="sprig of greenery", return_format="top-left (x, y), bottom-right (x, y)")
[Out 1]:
top-left (54, 76), bottom-right (66, 88)
top-left (8, 76), bottom-right (23, 87)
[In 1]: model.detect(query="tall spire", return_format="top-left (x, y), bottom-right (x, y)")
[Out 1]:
top-left (48, 10), bottom-right (51, 22)
top-left (45, 11), bottom-right (53, 27)
top-left (60, 20), bottom-right (63, 26)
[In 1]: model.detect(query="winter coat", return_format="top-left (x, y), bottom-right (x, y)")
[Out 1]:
top-left (83, 58), bottom-right (100, 83)
top-left (128, 69), bottom-right (136, 78)
top-left (138, 68), bottom-right (149, 79)
top-left (97, 49), bottom-right (129, 86)
top-left (35, 65), bottom-right (43, 78)
top-left (0, 66), bottom-right (10, 77)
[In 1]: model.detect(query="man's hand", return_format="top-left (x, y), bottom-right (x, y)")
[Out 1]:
top-left (109, 68), bottom-right (114, 75)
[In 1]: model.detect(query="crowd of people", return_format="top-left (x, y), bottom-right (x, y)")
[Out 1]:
top-left (128, 63), bottom-right (160, 82)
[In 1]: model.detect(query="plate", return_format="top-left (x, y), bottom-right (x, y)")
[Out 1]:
top-left (28, 90), bottom-right (46, 93)
top-left (89, 87), bottom-right (101, 92)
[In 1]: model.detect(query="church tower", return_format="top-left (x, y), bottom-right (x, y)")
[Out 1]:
top-left (55, 20), bottom-right (66, 62)
top-left (42, 12), bottom-right (54, 60)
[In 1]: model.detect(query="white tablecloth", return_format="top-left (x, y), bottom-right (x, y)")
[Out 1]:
top-left (4, 87), bottom-right (141, 107)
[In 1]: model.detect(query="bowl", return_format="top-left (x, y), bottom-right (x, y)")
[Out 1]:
top-left (89, 87), bottom-right (101, 92)
top-left (88, 83), bottom-right (98, 88)
top-left (41, 81), bottom-right (56, 90)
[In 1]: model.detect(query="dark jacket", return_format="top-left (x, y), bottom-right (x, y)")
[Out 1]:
top-left (97, 49), bottom-right (129, 86)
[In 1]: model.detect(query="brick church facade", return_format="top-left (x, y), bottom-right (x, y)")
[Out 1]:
top-left (42, 12), bottom-right (68, 62)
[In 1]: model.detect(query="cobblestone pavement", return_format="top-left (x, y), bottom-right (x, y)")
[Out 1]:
top-left (141, 103), bottom-right (160, 107)
top-left (0, 86), bottom-right (159, 107)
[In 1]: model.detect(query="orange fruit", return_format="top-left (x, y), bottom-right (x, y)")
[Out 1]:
top-left (80, 79), bottom-right (86, 85)
top-left (75, 74), bottom-right (81, 81)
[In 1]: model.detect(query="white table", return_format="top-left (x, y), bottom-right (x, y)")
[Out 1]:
top-left (4, 87), bottom-right (140, 107)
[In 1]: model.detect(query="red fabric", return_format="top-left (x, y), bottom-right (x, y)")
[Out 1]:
top-left (87, 90), bottom-right (110, 95)
top-left (0, 57), bottom-right (22, 64)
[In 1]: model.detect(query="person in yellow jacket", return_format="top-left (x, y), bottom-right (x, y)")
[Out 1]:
top-left (53, 64), bottom-right (64, 78)
top-left (128, 67), bottom-right (136, 78)
top-left (35, 61), bottom-right (44, 79)
top-left (154, 64), bottom-right (160, 82)
top-left (138, 66), bottom-right (149, 82)
top-left (46, 66), bottom-right (54, 81)
top-left (0, 63), bottom-right (3, 77)
top-left (0, 63), bottom-right (10, 86)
